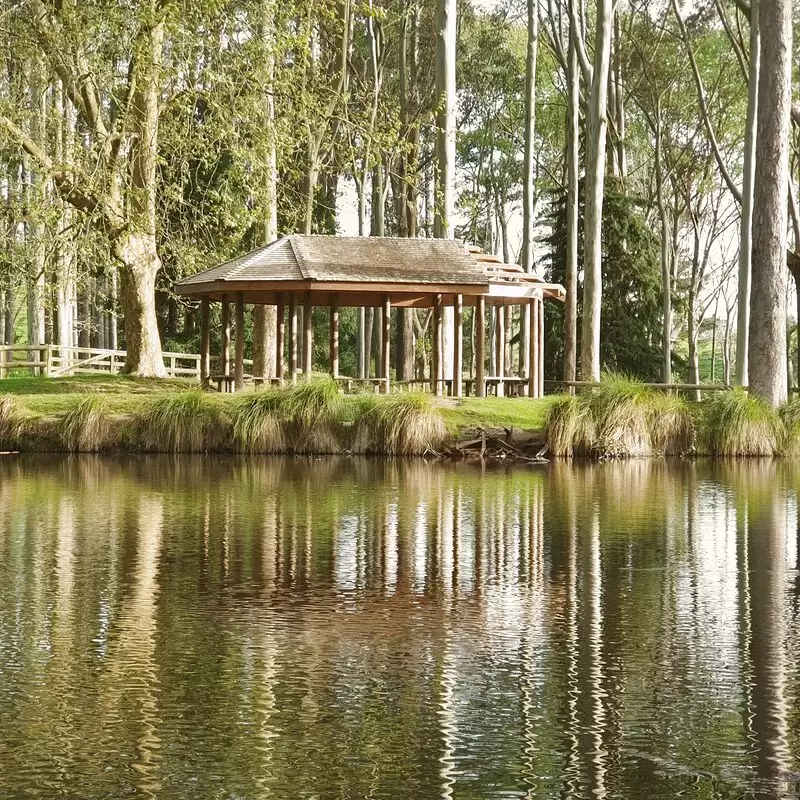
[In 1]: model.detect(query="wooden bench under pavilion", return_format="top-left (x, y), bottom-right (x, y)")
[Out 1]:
top-left (175, 235), bottom-right (566, 398)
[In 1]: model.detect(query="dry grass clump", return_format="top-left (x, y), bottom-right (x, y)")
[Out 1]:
top-left (231, 389), bottom-right (285, 453)
top-left (586, 374), bottom-right (652, 457)
top-left (777, 397), bottom-right (800, 457)
top-left (139, 391), bottom-right (229, 452)
top-left (544, 395), bottom-right (593, 457)
top-left (59, 396), bottom-right (111, 452)
top-left (352, 393), bottom-right (447, 455)
top-left (0, 394), bottom-right (25, 449)
top-left (281, 378), bottom-right (345, 454)
top-left (697, 389), bottom-right (779, 457)
top-left (647, 392), bottom-right (694, 456)
top-left (545, 373), bottom-right (694, 458)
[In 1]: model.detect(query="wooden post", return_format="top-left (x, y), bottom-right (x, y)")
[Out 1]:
top-left (200, 297), bottom-right (210, 387)
top-left (453, 294), bottom-right (463, 397)
top-left (330, 299), bottom-right (339, 379)
top-left (382, 295), bottom-right (391, 393)
top-left (476, 295), bottom-right (486, 398)
top-left (275, 295), bottom-right (285, 383)
top-left (220, 299), bottom-right (231, 382)
top-left (433, 294), bottom-right (443, 396)
top-left (495, 304), bottom-right (505, 397)
top-left (288, 294), bottom-right (298, 383)
top-left (528, 298), bottom-right (538, 398)
top-left (538, 296), bottom-right (545, 397)
top-left (303, 292), bottom-right (313, 377)
top-left (234, 293), bottom-right (245, 391)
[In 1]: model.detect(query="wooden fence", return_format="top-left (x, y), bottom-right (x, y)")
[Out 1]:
top-left (0, 345), bottom-right (210, 380)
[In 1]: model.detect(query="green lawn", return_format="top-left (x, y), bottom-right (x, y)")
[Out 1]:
top-left (440, 396), bottom-right (555, 433)
top-left (1, 375), bottom-right (555, 433)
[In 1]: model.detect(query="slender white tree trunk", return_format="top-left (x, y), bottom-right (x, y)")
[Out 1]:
top-left (736, 0), bottom-right (760, 386)
top-left (747, 0), bottom-right (791, 406)
top-left (579, 0), bottom-right (613, 381)
top-left (521, 0), bottom-right (538, 381)
top-left (563, 0), bottom-right (580, 384)
top-left (435, 0), bottom-right (456, 381)
top-left (655, 107), bottom-right (671, 383)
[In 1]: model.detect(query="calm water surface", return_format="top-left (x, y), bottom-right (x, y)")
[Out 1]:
top-left (1, 456), bottom-right (799, 799)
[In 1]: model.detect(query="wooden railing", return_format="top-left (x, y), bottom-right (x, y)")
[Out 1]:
top-left (0, 345), bottom-right (207, 381)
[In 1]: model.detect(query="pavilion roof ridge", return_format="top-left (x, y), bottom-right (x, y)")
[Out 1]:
top-left (287, 236), bottom-right (311, 280)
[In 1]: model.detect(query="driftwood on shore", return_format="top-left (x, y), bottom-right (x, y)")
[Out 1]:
top-left (444, 427), bottom-right (549, 463)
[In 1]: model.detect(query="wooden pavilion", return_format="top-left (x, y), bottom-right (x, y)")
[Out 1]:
top-left (175, 235), bottom-right (566, 398)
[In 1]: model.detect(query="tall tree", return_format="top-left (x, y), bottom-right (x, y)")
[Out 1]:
top-left (576, 0), bottom-right (613, 381)
top-left (434, 0), bottom-right (457, 384)
top-left (747, 0), bottom-right (792, 406)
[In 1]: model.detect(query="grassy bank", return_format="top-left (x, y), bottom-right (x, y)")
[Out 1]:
top-left (544, 373), bottom-right (797, 458)
top-left (0, 376), bottom-right (550, 456)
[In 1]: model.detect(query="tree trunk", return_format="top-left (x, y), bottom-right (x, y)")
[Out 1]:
top-left (735, 0), bottom-right (760, 386)
top-left (116, 234), bottom-right (167, 377)
top-left (655, 109), bottom-right (671, 384)
top-left (435, 0), bottom-right (457, 382)
top-left (748, 0), bottom-right (791, 407)
top-left (252, 0), bottom-right (280, 380)
top-left (579, 0), bottom-right (613, 381)
top-left (563, 0), bottom-right (580, 385)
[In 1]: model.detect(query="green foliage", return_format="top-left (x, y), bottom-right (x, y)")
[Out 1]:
top-left (542, 180), bottom-right (665, 382)
top-left (139, 391), bottom-right (228, 453)
top-left (59, 397), bottom-right (111, 452)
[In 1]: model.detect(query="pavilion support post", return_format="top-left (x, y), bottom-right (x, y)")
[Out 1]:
top-left (289, 294), bottom-right (298, 383)
top-left (220, 299), bottom-right (231, 387)
top-left (476, 295), bottom-right (486, 398)
top-left (200, 297), bottom-right (210, 388)
top-left (538, 296), bottom-right (545, 397)
top-left (433, 294), bottom-right (443, 396)
top-left (382, 295), bottom-right (391, 394)
top-left (276, 295), bottom-right (285, 383)
top-left (453, 294), bottom-right (463, 397)
top-left (303, 292), bottom-right (313, 377)
top-left (330, 299), bottom-right (339, 379)
top-left (495, 305), bottom-right (505, 397)
top-left (528, 298), bottom-right (538, 398)
top-left (234, 293), bottom-right (245, 391)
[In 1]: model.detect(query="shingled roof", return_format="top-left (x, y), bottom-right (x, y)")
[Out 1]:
top-left (176, 235), bottom-right (488, 289)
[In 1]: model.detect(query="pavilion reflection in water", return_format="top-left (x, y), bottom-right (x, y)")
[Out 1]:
top-left (0, 457), bottom-right (798, 799)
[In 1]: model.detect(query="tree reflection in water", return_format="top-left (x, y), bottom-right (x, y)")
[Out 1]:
top-left (0, 455), bottom-right (798, 799)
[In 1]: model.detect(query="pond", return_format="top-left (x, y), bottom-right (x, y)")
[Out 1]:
top-left (0, 456), bottom-right (798, 799)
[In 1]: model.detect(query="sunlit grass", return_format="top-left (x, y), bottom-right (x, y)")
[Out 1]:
top-left (0, 395), bottom-right (25, 450)
top-left (138, 391), bottom-right (229, 453)
top-left (59, 396), bottom-right (112, 452)
top-left (352, 393), bottom-right (447, 455)
top-left (697, 389), bottom-right (779, 457)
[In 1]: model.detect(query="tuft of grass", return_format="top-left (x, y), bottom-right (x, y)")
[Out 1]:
top-left (698, 389), bottom-right (779, 457)
top-left (0, 394), bottom-right (25, 449)
top-left (138, 391), bottom-right (228, 453)
top-left (647, 392), bottom-right (694, 456)
top-left (544, 395), bottom-right (593, 457)
top-left (232, 389), bottom-right (285, 453)
top-left (352, 393), bottom-right (447, 455)
top-left (59, 396), bottom-right (111, 452)
top-left (587, 373), bottom-right (652, 457)
top-left (281, 378), bottom-right (345, 454)
top-left (778, 397), bottom-right (800, 456)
